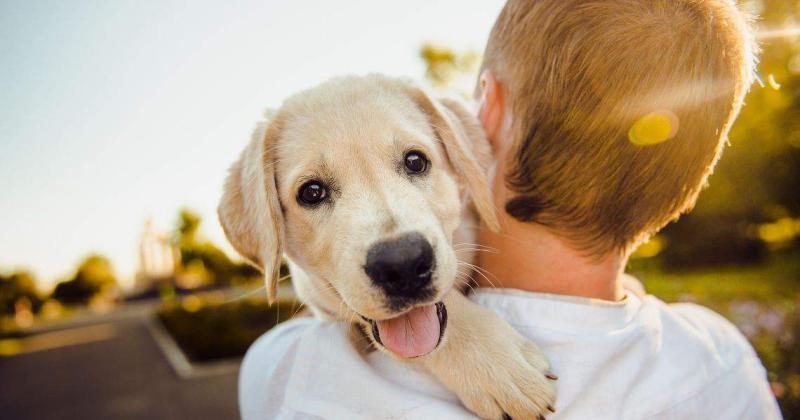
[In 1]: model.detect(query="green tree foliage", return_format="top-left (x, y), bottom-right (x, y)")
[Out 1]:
top-left (420, 43), bottom-right (479, 89)
top-left (697, 0), bottom-right (800, 217)
top-left (420, 43), bottom-right (481, 96)
top-left (659, 0), bottom-right (800, 265)
top-left (175, 209), bottom-right (260, 286)
top-left (51, 255), bottom-right (117, 305)
top-left (178, 208), bottom-right (201, 242)
top-left (0, 271), bottom-right (43, 316)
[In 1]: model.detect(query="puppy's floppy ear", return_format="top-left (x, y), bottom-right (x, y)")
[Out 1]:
top-left (403, 84), bottom-right (500, 232)
top-left (218, 112), bottom-right (285, 303)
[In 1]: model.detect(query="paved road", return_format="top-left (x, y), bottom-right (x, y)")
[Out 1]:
top-left (0, 316), bottom-right (239, 419)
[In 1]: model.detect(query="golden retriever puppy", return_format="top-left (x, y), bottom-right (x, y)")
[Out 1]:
top-left (219, 75), bottom-right (556, 419)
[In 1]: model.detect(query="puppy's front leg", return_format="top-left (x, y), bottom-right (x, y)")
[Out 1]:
top-left (422, 290), bottom-right (557, 419)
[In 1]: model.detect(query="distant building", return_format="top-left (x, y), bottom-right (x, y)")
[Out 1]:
top-left (133, 220), bottom-right (179, 293)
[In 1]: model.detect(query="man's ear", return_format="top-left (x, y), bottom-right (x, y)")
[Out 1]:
top-left (403, 83), bottom-right (500, 232)
top-left (218, 111), bottom-right (285, 303)
top-left (477, 70), bottom-right (505, 153)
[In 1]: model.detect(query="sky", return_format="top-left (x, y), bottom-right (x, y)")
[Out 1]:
top-left (0, 0), bottom-right (506, 290)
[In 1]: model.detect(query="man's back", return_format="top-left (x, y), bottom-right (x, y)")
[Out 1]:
top-left (239, 284), bottom-right (780, 419)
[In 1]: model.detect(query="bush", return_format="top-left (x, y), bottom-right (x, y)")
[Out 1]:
top-left (157, 296), bottom-right (301, 361)
top-left (51, 255), bottom-right (117, 305)
top-left (0, 272), bottom-right (42, 316)
top-left (175, 209), bottom-right (261, 287)
top-left (660, 214), bottom-right (767, 269)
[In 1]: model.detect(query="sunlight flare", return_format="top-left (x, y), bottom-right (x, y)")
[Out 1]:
top-left (628, 111), bottom-right (679, 146)
top-left (767, 74), bottom-right (781, 90)
top-left (758, 27), bottom-right (800, 40)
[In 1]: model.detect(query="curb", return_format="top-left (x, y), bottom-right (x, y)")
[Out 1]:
top-left (144, 315), bottom-right (241, 379)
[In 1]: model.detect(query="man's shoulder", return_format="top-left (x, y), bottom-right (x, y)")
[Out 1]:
top-left (245, 317), bottom-right (335, 359)
top-left (650, 298), bottom-right (758, 363)
top-left (631, 297), bottom-right (780, 419)
top-left (238, 318), bottom-right (346, 419)
top-left (240, 316), bottom-right (350, 384)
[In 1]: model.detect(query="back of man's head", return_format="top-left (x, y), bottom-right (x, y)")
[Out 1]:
top-left (481, 0), bottom-right (757, 256)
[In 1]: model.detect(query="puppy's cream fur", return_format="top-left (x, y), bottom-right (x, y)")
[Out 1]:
top-left (219, 75), bottom-right (555, 419)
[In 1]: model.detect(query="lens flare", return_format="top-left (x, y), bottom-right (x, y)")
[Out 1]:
top-left (757, 27), bottom-right (800, 40)
top-left (767, 74), bottom-right (781, 90)
top-left (628, 111), bottom-right (679, 146)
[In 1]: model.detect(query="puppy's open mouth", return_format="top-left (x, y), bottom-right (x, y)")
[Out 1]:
top-left (363, 301), bottom-right (447, 358)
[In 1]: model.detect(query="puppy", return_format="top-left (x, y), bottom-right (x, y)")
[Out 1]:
top-left (219, 75), bottom-right (556, 419)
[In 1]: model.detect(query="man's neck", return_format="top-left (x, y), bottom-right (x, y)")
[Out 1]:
top-left (476, 218), bottom-right (627, 301)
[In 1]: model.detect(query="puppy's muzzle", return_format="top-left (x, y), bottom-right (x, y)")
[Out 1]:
top-left (364, 232), bottom-right (435, 303)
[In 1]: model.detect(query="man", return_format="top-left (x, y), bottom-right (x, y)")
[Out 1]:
top-left (239, 0), bottom-right (781, 418)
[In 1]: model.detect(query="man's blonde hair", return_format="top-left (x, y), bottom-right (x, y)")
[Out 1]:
top-left (482, 0), bottom-right (757, 255)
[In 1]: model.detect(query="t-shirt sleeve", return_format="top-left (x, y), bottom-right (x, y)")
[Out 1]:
top-left (238, 318), bottom-right (316, 420)
top-left (663, 303), bottom-right (783, 420)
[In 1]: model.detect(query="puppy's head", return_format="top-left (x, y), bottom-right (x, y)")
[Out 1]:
top-left (219, 75), bottom-right (497, 358)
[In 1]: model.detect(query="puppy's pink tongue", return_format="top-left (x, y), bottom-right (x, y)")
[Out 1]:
top-left (376, 305), bottom-right (440, 358)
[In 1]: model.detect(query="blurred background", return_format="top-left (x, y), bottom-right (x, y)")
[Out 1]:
top-left (1, 0), bottom-right (798, 418)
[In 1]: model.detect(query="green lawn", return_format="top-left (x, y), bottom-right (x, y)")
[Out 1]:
top-left (630, 251), bottom-right (800, 311)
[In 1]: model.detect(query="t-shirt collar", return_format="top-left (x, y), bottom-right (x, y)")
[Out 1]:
top-left (469, 280), bottom-right (644, 333)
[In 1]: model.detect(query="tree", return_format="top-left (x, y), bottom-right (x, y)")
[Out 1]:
top-left (658, 0), bottom-right (800, 264)
top-left (174, 209), bottom-right (260, 287)
top-left (51, 255), bottom-right (118, 305)
top-left (0, 271), bottom-right (43, 316)
top-left (419, 43), bottom-right (480, 96)
top-left (177, 209), bottom-right (201, 245)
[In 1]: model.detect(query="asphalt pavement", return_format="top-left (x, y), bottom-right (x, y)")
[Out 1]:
top-left (0, 313), bottom-right (239, 419)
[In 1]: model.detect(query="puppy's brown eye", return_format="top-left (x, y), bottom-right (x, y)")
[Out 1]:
top-left (404, 151), bottom-right (428, 174)
top-left (298, 181), bottom-right (327, 206)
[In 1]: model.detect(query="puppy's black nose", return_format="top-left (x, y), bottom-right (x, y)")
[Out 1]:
top-left (364, 232), bottom-right (435, 299)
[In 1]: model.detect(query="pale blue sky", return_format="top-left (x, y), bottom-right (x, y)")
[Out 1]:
top-left (0, 0), bottom-right (505, 289)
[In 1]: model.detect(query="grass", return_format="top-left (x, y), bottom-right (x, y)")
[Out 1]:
top-left (629, 250), bottom-right (800, 313)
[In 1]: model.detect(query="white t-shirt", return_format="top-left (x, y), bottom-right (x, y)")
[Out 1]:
top-left (239, 288), bottom-right (782, 420)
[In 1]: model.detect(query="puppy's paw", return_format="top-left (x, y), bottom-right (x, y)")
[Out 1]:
top-left (456, 337), bottom-right (557, 420)
top-left (422, 291), bottom-right (557, 420)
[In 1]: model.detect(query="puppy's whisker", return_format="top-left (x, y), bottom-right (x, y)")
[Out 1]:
top-left (461, 279), bottom-right (477, 294)
top-left (458, 261), bottom-right (499, 289)
top-left (454, 248), bottom-right (497, 254)
top-left (455, 248), bottom-right (498, 254)
top-left (464, 261), bottom-right (496, 280)
top-left (474, 267), bottom-right (500, 289)
top-left (219, 285), bottom-right (267, 304)
top-left (306, 282), bottom-right (337, 295)
top-left (453, 246), bottom-right (496, 251)
top-left (288, 300), bottom-right (308, 319)
top-left (219, 272), bottom-right (294, 305)
top-left (455, 270), bottom-right (476, 292)
top-left (455, 266), bottom-right (476, 288)
top-left (453, 242), bottom-right (498, 252)
top-left (301, 276), bottom-right (342, 297)
top-left (453, 243), bottom-right (500, 256)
